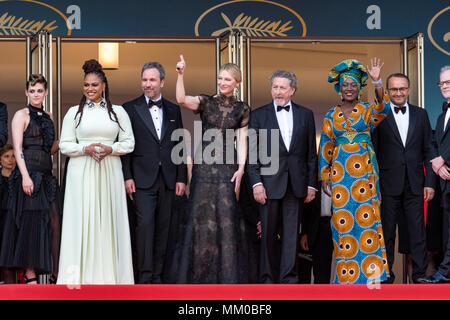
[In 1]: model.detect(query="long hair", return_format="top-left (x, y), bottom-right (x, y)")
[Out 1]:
top-left (75, 59), bottom-right (123, 130)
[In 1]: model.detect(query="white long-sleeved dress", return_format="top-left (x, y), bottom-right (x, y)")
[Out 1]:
top-left (57, 101), bottom-right (135, 284)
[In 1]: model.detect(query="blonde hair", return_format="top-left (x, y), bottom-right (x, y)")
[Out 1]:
top-left (219, 63), bottom-right (241, 83)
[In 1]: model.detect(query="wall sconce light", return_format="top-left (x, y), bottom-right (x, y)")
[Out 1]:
top-left (98, 42), bottom-right (119, 69)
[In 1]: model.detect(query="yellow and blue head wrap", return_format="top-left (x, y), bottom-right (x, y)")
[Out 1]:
top-left (328, 59), bottom-right (368, 94)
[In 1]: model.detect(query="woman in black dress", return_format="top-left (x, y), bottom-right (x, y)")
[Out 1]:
top-left (0, 74), bottom-right (61, 284)
top-left (0, 144), bottom-right (16, 283)
top-left (175, 55), bottom-right (250, 283)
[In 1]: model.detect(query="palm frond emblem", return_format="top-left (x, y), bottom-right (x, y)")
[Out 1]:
top-left (211, 12), bottom-right (293, 37)
top-left (0, 12), bottom-right (58, 35)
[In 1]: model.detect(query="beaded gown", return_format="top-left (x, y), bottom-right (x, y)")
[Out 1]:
top-left (177, 94), bottom-right (250, 284)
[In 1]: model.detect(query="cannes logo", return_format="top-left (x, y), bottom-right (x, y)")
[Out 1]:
top-left (194, 0), bottom-right (306, 37)
top-left (0, 0), bottom-right (72, 35)
top-left (428, 6), bottom-right (450, 56)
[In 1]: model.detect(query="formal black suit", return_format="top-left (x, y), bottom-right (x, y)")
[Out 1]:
top-left (372, 104), bottom-right (435, 282)
top-left (430, 102), bottom-right (450, 279)
top-left (0, 102), bottom-right (7, 147)
top-left (248, 101), bottom-right (318, 283)
top-left (121, 95), bottom-right (187, 284)
top-left (299, 189), bottom-right (333, 284)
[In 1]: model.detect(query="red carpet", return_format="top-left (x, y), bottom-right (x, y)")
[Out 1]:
top-left (0, 284), bottom-right (449, 300)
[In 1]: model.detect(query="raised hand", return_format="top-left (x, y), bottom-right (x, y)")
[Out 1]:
top-left (366, 57), bottom-right (384, 82)
top-left (176, 55), bottom-right (186, 75)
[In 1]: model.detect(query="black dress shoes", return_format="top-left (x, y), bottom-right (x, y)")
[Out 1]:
top-left (416, 272), bottom-right (450, 284)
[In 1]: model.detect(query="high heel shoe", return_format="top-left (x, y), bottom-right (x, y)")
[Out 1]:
top-left (49, 274), bottom-right (57, 284)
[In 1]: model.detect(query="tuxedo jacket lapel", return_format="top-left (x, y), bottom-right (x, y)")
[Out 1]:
top-left (160, 99), bottom-right (170, 142)
top-left (405, 106), bottom-right (417, 147)
top-left (386, 109), bottom-right (403, 146)
top-left (135, 95), bottom-right (159, 142)
top-left (289, 104), bottom-right (300, 151)
top-left (443, 123), bottom-right (450, 142)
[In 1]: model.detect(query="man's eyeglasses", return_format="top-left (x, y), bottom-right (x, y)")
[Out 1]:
top-left (387, 87), bottom-right (409, 93)
top-left (438, 80), bottom-right (450, 88)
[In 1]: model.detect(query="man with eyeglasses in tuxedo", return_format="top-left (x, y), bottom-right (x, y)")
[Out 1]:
top-left (372, 73), bottom-right (435, 284)
top-left (419, 66), bottom-right (450, 283)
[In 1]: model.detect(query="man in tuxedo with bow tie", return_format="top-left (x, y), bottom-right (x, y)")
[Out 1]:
top-left (0, 102), bottom-right (7, 147)
top-left (121, 62), bottom-right (187, 284)
top-left (419, 66), bottom-right (450, 283)
top-left (372, 73), bottom-right (435, 284)
top-left (248, 70), bottom-right (318, 284)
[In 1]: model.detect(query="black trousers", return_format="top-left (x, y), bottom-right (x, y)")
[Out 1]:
top-left (298, 217), bottom-right (333, 284)
top-left (311, 217), bottom-right (333, 283)
top-left (380, 175), bottom-right (427, 282)
top-left (134, 171), bottom-right (174, 284)
top-left (438, 190), bottom-right (450, 277)
top-left (259, 182), bottom-right (303, 284)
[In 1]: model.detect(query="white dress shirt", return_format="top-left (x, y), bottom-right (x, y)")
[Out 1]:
top-left (145, 94), bottom-right (163, 140)
top-left (274, 101), bottom-right (294, 151)
top-left (391, 102), bottom-right (409, 147)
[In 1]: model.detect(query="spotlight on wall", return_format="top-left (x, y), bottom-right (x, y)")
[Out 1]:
top-left (98, 42), bottom-right (119, 69)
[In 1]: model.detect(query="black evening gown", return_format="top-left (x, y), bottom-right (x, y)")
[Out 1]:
top-left (177, 94), bottom-right (250, 284)
top-left (0, 105), bottom-right (61, 275)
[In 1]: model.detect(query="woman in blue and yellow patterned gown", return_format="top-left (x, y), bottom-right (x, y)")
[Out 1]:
top-left (319, 58), bottom-right (391, 284)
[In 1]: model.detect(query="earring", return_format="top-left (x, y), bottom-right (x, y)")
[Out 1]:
top-left (339, 92), bottom-right (344, 101)
top-left (357, 94), bottom-right (361, 101)
top-left (234, 86), bottom-right (239, 98)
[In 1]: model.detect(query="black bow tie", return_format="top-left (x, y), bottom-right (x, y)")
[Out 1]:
top-left (443, 102), bottom-right (449, 112)
top-left (277, 105), bottom-right (290, 112)
top-left (149, 99), bottom-right (163, 108)
top-left (394, 106), bottom-right (406, 114)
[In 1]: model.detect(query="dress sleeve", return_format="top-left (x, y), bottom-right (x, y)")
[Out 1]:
top-left (364, 93), bottom-right (391, 129)
top-left (59, 106), bottom-right (84, 157)
top-left (193, 94), bottom-right (209, 115)
top-left (239, 103), bottom-right (250, 128)
top-left (111, 105), bottom-right (135, 156)
top-left (318, 113), bottom-right (335, 182)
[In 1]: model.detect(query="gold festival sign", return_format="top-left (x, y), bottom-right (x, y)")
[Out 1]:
top-left (195, 0), bottom-right (306, 37)
top-left (428, 6), bottom-right (450, 56)
top-left (0, 0), bottom-right (71, 36)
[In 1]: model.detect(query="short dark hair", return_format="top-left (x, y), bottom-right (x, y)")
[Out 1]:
top-left (26, 74), bottom-right (47, 90)
top-left (0, 143), bottom-right (13, 157)
top-left (141, 62), bottom-right (165, 80)
top-left (386, 73), bottom-right (410, 89)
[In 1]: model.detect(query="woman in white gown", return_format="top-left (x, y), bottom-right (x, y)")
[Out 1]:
top-left (57, 59), bottom-right (135, 284)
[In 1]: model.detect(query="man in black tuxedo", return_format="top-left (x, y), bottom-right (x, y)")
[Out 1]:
top-left (0, 102), bottom-right (7, 147)
top-left (420, 66), bottom-right (450, 283)
top-left (372, 73), bottom-right (435, 284)
top-left (121, 62), bottom-right (187, 284)
top-left (248, 70), bottom-right (318, 284)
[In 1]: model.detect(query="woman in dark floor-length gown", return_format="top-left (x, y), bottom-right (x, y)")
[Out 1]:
top-left (0, 74), bottom-right (61, 284)
top-left (175, 55), bottom-right (250, 283)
